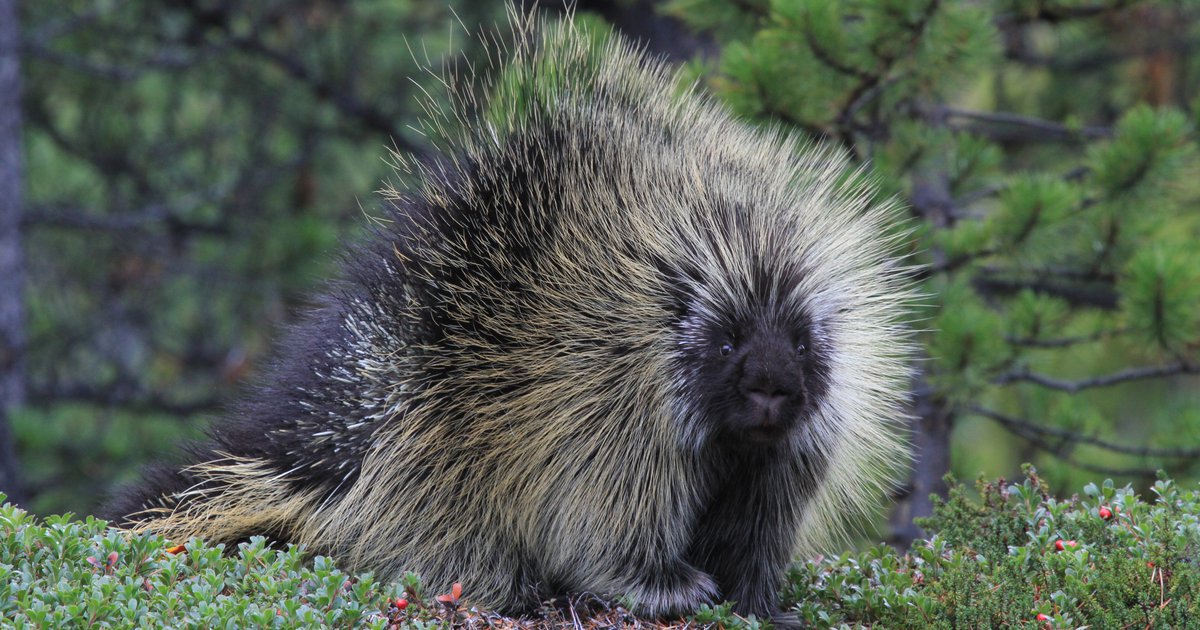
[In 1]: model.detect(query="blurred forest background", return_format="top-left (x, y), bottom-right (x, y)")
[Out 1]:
top-left (1, 0), bottom-right (1199, 546)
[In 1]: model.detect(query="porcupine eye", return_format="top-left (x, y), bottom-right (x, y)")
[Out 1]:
top-left (719, 341), bottom-right (734, 356)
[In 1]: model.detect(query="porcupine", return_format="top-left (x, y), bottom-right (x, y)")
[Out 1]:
top-left (106, 13), bottom-right (916, 623)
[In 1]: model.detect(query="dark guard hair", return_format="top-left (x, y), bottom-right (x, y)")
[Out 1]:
top-left (107, 13), bottom-right (917, 623)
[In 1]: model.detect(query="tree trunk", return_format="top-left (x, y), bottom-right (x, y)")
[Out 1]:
top-left (0, 0), bottom-right (27, 505)
top-left (886, 162), bottom-right (958, 547)
top-left (888, 373), bottom-right (953, 546)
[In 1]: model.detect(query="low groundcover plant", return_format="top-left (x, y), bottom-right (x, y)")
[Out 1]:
top-left (1, 467), bottom-right (1198, 628)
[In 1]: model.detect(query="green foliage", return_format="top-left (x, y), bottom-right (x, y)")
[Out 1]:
top-left (1122, 245), bottom-right (1200, 352)
top-left (0, 499), bottom-right (391, 627)
top-left (784, 469), bottom-right (1200, 627)
top-left (7, 470), bottom-right (1200, 628)
top-left (690, 602), bottom-right (772, 629)
top-left (989, 175), bottom-right (1080, 256)
top-left (928, 279), bottom-right (1007, 402)
top-left (18, 1), bottom-right (507, 515)
top-left (9, 405), bottom-right (207, 513)
top-left (0, 494), bottom-right (492, 628)
top-left (1091, 106), bottom-right (1193, 199)
top-left (666, 0), bottom-right (999, 131)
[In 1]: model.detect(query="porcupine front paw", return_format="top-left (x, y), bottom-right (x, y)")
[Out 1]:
top-left (769, 608), bottom-right (802, 629)
top-left (623, 563), bottom-right (719, 619)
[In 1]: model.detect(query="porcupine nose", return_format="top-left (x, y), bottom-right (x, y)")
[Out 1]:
top-left (746, 387), bottom-right (788, 418)
top-left (748, 384), bottom-right (787, 408)
top-left (740, 345), bottom-right (798, 430)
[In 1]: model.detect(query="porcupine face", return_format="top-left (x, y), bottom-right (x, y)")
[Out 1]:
top-left (672, 272), bottom-right (833, 447)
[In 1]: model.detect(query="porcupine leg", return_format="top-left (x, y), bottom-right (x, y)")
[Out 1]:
top-left (688, 450), bottom-right (822, 628)
top-left (621, 557), bottom-right (719, 618)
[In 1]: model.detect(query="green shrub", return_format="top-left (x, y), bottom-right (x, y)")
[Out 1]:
top-left (785, 468), bottom-right (1200, 628)
top-left (3, 469), bottom-right (1199, 628)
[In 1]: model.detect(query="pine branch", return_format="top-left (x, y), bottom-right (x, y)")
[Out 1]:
top-left (992, 362), bottom-right (1199, 393)
top-left (972, 406), bottom-right (1200, 459)
top-left (229, 35), bottom-right (423, 155)
top-left (27, 381), bottom-right (221, 417)
top-left (941, 106), bottom-right (1111, 142)
top-left (1005, 328), bottom-right (1126, 348)
top-left (996, 0), bottom-right (1135, 27)
top-left (923, 248), bottom-right (997, 276)
top-left (977, 409), bottom-right (1167, 478)
top-left (725, 0), bottom-right (770, 19)
top-left (972, 275), bottom-right (1119, 309)
top-left (802, 22), bottom-right (873, 80)
top-left (24, 101), bottom-right (155, 194)
top-left (149, 1), bottom-right (427, 156)
top-left (834, 0), bottom-right (940, 133)
top-left (23, 204), bottom-right (230, 236)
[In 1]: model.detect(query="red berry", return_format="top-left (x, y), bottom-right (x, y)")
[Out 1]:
top-left (1099, 506), bottom-right (1112, 519)
top-left (396, 598), bottom-right (408, 610)
top-left (1036, 613), bottom-right (1050, 621)
top-left (1054, 539), bottom-right (1077, 551)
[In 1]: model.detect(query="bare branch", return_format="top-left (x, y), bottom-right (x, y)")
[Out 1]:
top-left (1008, 34), bottom-right (1200, 73)
top-left (803, 22), bottom-right (873, 81)
top-left (996, 2), bottom-right (1132, 27)
top-left (1005, 328), bottom-right (1127, 349)
top-left (924, 248), bottom-right (997, 276)
top-left (23, 204), bottom-right (229, 236)
top-left (21, 39), bottom-right (214, 81)
top-left (973, 406), bottom-right (1200, 458)
top-left (27, 381), bottom-right (221, 417)
top-left (228, 35), bottom-right (424, 156)
top-left (976, 409), bottom-right (1162, 478)
top-left (27, 0), bottom-right (132, 42)
top-left (993, 362), bottom-right (1198, 393)
top-left (941, 106), bottom-right (1111, 142)
top-left (1060, 459), bottom-right (1162, 479)
top-left (972, 274), bottom-right (1118, 309)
